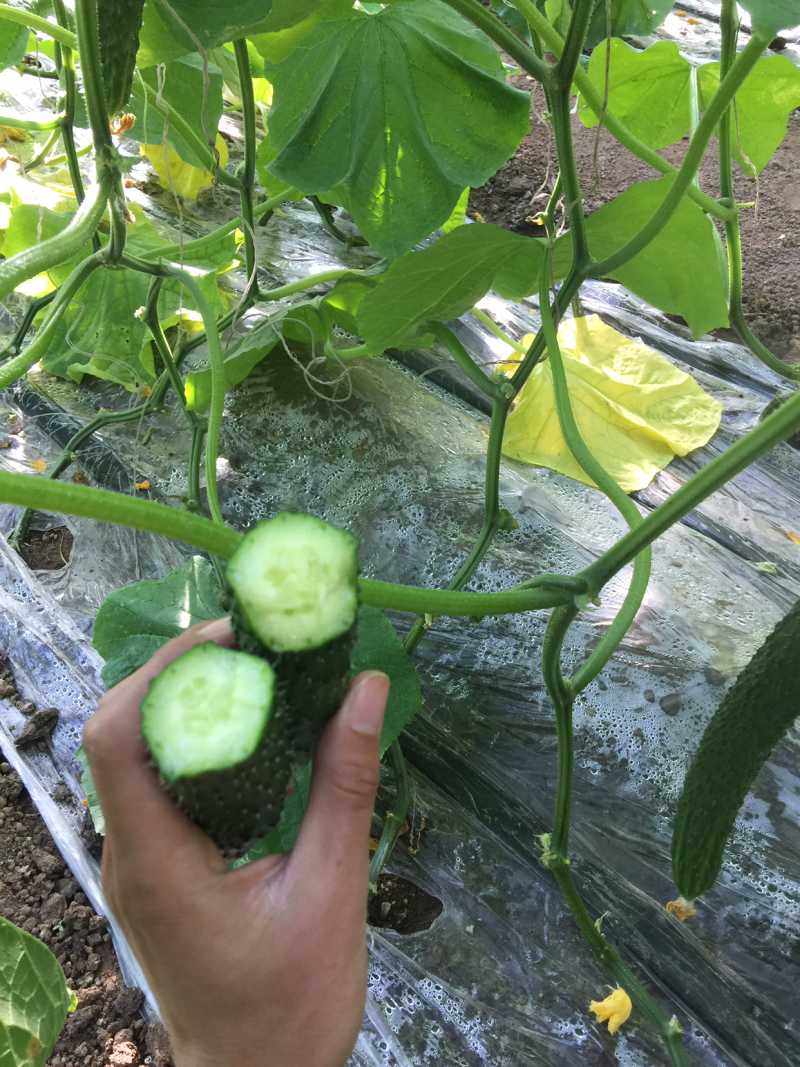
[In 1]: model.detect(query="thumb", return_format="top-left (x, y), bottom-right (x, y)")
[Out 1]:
top-left (290, 671), bottom-right (389, 886)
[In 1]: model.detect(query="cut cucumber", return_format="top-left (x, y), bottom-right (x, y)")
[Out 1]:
top-left (226, 512), bottom-right (360, 734)
top-left (227, 512), bottom-right (359, 653)
top-left (141, 643), bottom-right (292, 850)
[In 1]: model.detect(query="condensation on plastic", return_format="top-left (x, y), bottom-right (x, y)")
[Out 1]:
top-left (0, 4), bottom-right (799, 1064)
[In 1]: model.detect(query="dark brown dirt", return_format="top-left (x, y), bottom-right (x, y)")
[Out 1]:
top-left (469, 73), bottom-right (800, 359)
top-left (367, 873), bottom-right (444, 935)
top-left (0, 659), bottom-right (174, 1067)
top-left (16, 526), bottom-right (73, 571)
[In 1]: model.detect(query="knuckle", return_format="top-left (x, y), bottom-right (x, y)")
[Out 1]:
top-left (328, 756), bottom-right (380, 809)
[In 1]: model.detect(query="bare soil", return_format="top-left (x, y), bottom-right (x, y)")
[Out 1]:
top-left (470, 74), bottom-right (800, 360)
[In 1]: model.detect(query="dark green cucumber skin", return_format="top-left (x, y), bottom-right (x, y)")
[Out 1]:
top-left (98, 0), bottom-right (146, 118)
top-left (672, 599), bottom-right (800, 901)
top-left (230, 593), bottom-right (356, 759)
top-left (164, 699), bottom-right (293, 853)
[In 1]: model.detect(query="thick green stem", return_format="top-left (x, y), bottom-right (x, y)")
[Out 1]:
top-left (430, 323), bottom-right (502, 401)
top-left (510, 0), bottom-right (734, 222)
top-left (588, 32), bottom-right (770, 279)
top-left (232, 38), bottom-right (259, 299)
top-left (140, 189), bottom-right (298, 263)
top-left (440, 0), bottom-right (550, 84)
top-left (0, 177), bottom-right (108, 301)
top-left (0, 4), bottom-right (77, 48)
top-left (0, 253), bottom-right (103, 390)
top-left (53, 0), bottom-right (87, 206)
top-left (369, 740), bottom-right (411, 893)
top-left (9, 405), bottom-right (148, 550)
top-left (583, 387), bottom-right (800, 593)
top-left (554, 0), bottom-right (594, 91)
top-left (552, 866), bottom-right (689, 1067)
top-left (0, 471), bottom-right (240, 556)
top-left (541, 604), bottom-right (577, 858)
top-left (549, 83), bottom-right (589, 271)
top-left (260, 269), bottom-right (361, 303)
top-left (0, 114), bottom-right (60, 131)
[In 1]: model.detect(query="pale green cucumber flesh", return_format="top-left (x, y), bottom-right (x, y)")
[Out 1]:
top-left (141, 642), bottom-right (277, 783)
top-left (226, 512), bottom-right (359, 654)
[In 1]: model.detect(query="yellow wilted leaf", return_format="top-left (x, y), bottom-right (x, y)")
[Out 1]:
top-left (501, 315), bottom-right (723, 493)
top-left (141, 135), bottom-right (230, 200)
top-left (29, 459), bottom-right (47, 472)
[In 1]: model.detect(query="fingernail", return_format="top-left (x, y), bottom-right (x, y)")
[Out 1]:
top-left (343, 671), bottom-right (389, 737)
top-left (198, 616), bottom-right (233, 640)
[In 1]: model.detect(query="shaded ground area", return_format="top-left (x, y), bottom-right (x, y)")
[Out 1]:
top-left (470, 74), bottom-right (800, 360)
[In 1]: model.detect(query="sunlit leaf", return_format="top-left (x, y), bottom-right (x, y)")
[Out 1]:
top-left (0, 22), bottom-right (29, 73)
top-left (264, 0), bottom-right (530, 258)
top-left (93, 557), bottom-right (224, 688)
top-left (3, 198), bottom-right (91, 296)
top-left (141, 134), bottom-right (229, 199)
top-left (698, 56), bottom-right (800, 176)
top-left (185, 322), bottom-right (279, 413)
top-left (357, 224), bottom-right (546, 355)
top-left (555, 177), bottom-right (730, 339)
top-left (129, 54), bottom-right (224, 171)
top-left (501, 316), bottom-right (723, 492)
top-left (738, 0), bottom-right (800, 32)
top-left (585, 0), bottom-right (673, 49)
top-left (442, 188), bottom-right (471, 234)
top-left (578, 40), bottom-right (692, 150)
top-left (0, 916), bottom-right (76, 1067)
top-left (256, 127), bottom-right (305, 200)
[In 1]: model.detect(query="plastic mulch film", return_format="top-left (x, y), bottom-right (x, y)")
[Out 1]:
top-left (1, 12), bottom-right (799, 1067)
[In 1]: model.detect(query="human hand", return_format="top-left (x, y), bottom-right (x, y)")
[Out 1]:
top-left (82, 617), bottom-right (390, 1067)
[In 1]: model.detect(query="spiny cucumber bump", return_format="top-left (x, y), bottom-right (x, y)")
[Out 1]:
top-left (670, 597), bottom-right (800, 904)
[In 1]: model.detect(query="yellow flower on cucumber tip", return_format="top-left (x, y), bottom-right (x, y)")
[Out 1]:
top-left (590, 987), bottom-right (632, 1035)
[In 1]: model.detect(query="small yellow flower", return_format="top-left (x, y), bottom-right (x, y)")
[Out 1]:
top-left (666, 897), bottom-right (697, 922)
top-left (29, 459), bottom-right (47, 473)
top-left (590, 988), bottom-right (632, 1035)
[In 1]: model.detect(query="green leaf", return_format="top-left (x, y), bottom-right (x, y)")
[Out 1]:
top-left (264, 0), bottom-right (530, 259)
top-left (185, 324), bottom-right (279, 413)
top-left (559, 177), bottom-right (730, 339)
top-left (357, 224), bottom-right (546, 355)
top-left (442, 187), bottom-right (471, 234)
top-left (738, 0), bottom-right (800, 32)
top-left (0, 917), bottom-right (76, 1067)
top-left (40, 211), bottom-right (232, 390)
top-left (93, 557), bottom-right (224, 688)
top-left (231, 763), bottom-right (314, 865)
top-left (128, 54), bottom-right (224, 171)
top-left (250, 0), bottom-right (354, 63)
top-left (139, 0), bottom-right (276, 65)
top-left (578, 40), bottom-right (692, 150)
top-left (489, 0), bottom-right (532, 42)
top-left (322, 277), bottom-right (379, 335)
top-left (0, 22), bottom-right (29, 73)
top-left (698, 56), bottom-right (800, 176)
top-left (256, 128), bottom-right (304, 200)
top-left (351, 605), bottom-right (422, 757)
top-left (75, 746), bottom-right (104, 836)
top-left (585, 0), bottom-right (673, 49)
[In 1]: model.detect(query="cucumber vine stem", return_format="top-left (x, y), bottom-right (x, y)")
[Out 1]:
top-left (369, 740), bottom-right (411, 893)
top-left (232, 38), bottom-right (260, 300)
top-left (53, 0), bottom-right (88, 207)
top-left (0, 3), bottom-right (77, 48)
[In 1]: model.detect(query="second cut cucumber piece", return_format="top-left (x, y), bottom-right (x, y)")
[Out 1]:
top-left (226, 512), bottom-right (360, 741)
top-left (141, 642), bottom-right (292, 850)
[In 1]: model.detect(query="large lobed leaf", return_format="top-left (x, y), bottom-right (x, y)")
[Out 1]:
top-left (263, 0), bottom-right (530, 259)
top-left (698, 55), bottom-right (800, 176)
top-left (0, 917), bottom-right (77, 1067)
top-left (578, 40), bottom-right (692, 150)
top-left (738, 0), bottom-right (800, 32)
